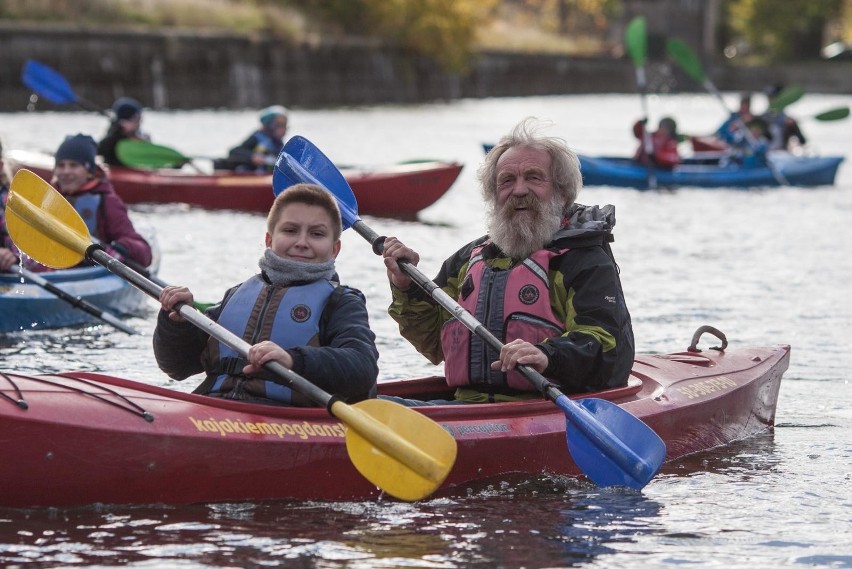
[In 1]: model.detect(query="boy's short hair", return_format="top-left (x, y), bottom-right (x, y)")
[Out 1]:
top-left (267, 183), bottom-right (343, 240)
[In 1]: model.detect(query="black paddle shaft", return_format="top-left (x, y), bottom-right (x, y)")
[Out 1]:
top-left (352, 220), bottom-right (562, 401)
top-left (19, 267), bottom-right (138, 335)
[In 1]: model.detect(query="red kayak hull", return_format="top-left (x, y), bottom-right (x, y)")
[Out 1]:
top-left (691, 135), bottom-right (729, 153)
top-left (9, 152), bottom-right (462, 221)
top-left (0, 340), bottom-right (789, 508)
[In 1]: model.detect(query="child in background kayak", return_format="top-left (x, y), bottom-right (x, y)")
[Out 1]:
top-left (0, 137), bottom-right (17, 272)
top-left (1, 134), bottom-right (152, 273)
top-left (223, 105), bottom-right (289, 172)
top-left (632, 116), bottom-right (681, 168)
top-left (154, 183), bottom-right (379, 406)
top-left (98, 97), bottom-right (150, 166)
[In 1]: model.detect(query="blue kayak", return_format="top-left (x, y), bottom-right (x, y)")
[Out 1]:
top-left (0, 265), bottom-right (150, 333)
top-left (578, 153), bottom-right (844, 189)
top-left (482, 144), bottom-right (843, 189)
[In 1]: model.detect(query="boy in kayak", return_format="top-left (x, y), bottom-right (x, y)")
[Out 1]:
top-left (98, 97), bottom-right (150, 166)
top-left (154, 183), bottom-right (379, 406)
top-left (1, 134), bottom-right (152, 272)
top-left (223, 105), bottom-right (289, 172)
top-left (381, 117), bottom-right (634, 404)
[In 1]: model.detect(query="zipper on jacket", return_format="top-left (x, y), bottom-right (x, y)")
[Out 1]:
top-left (506, 313), bottom-right (564, 337)
top-left (478, 268), bottom-right (498, 383)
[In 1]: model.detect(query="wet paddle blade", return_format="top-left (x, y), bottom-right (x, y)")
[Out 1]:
top-left (560, 396), bottom-right (666, 489)
top-left (341, 399), bottom-right (457, 501)
top-left (21, 59), bottom-right (80, 106)
top-left (6, 170), bottom-right (88, 268)
top-left (814, 106), bottom-right (849, 121)
top-left (625, 16), bottom-right (647, 68)
top-left (116, 139), bottom-right (190, 169)
top-left (666, 38), bottom-right (705, 84)
top-left (768, 85), bottom-right (805, 111)
top-left (274, 136), bottom-right (359, 230)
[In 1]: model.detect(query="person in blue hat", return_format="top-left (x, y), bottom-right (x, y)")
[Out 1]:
top-left (98, 97), bottom-right (150, 166)
top-left (47, 134), bottom-right (152, 271)
top-left (223, 105), bottom-right (289, 172)
top-left (0, 137), bottom-right (18, 272)
top-left (1, 134), bottom-right (152, 272)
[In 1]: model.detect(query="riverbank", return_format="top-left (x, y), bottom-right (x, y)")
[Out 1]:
top-left (3, 23), bottom-right (850, 112)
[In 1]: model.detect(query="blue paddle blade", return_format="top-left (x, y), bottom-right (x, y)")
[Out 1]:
top-left (273, 136), bottom-right (359, 230)
top-left (558, 395), bottom-right (666, 489)
top-left (21, 59), bottom-right (79, 105)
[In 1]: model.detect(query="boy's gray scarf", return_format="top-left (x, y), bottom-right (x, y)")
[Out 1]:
top-left (258, 248), bottom-right (336, 286)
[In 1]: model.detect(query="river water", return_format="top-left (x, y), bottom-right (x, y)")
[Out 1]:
top-left (1, 93), bottom-right (850, 568)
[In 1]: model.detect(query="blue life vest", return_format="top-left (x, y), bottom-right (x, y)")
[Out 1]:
top-left (252, 130), bottom-right (279, 154)
top-left (68, 193), bottom-right (102, 238)
top-left (208, 275), bottom-right (335, 403)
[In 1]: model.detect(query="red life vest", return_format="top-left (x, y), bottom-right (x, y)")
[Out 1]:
top-left (441, 244), bottom-right (566, 391)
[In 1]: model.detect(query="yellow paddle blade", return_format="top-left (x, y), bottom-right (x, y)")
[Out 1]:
top-left (336, 399), bottom-right (457, 501)
top-left (6, 169), bottom-right (89, 268)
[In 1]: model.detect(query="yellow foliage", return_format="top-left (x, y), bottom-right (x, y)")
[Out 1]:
top-left (361, 0), bottom-right (497, 72)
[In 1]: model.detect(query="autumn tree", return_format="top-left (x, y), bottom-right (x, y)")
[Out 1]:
top-left (724, 0), bottom-right (844, 61)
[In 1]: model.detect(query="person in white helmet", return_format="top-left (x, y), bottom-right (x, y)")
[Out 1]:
top-left (225, 105), bottom-right (289, 172)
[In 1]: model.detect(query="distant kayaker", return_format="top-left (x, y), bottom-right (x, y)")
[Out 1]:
top-left (716, 92), bottom-right (755, 147)
top-left (762, 84), bottom-right (807, 151)
top-left (154, 183), bottom-right (379, 406)
top-left (632, 116), bottom-right (681, 168)
top-left (98, 97), bottom-right (150, 166)
top-left (223, 105), bottom-right (289, 173)
top-left (728, 117), bottom-right (771, 168)
top-left (0, 134), bottom-right (152, 273)
top-left (381, 117), bottom-right (634, 405)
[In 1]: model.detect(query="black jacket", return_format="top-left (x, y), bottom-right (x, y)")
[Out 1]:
top-left (154, 274), bottom-right (379, 405)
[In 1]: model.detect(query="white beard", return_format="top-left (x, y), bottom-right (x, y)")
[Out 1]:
top-left (487, 194), bottom-right (564, 259)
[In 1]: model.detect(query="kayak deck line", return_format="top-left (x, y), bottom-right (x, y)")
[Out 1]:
top-left (0, 371), bottom-right (153, 421)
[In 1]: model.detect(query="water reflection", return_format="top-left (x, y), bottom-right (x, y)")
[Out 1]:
top-left (1, 329), bottom-right (124, 373)
top-left (659, 431), bottom-right (781, 480)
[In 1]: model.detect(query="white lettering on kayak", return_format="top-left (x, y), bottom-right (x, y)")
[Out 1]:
top-left (677, 376), bottom-right (737, 400)
top-left (188, 416), bottom-right (345, 439)
top-left (453, 423), bottom-right (511, 436)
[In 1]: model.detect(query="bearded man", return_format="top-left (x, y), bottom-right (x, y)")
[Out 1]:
top-left (382, 117), bottom-right (634, 403)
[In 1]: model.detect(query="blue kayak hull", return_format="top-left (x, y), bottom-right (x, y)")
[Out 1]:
top-left (578, 154), bottom-right (844, 189)
top-left (0, 266), bottom-right (148, 332)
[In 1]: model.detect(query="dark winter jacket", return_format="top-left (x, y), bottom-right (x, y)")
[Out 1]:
top-left (153, 273), bottom-right (379, 406)
top-left (389, 203), bottom-right (634, 399)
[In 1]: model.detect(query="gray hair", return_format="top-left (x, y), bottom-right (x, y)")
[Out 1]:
top-left (477, 117), bottom-right (582, 209)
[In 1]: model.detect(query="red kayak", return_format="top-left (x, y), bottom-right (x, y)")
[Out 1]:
top-left (690, 135), bottom-right (729, 153)
top-left (0, 328), bottom-right (789, 508)
top-left (7, 150), bottom-right (463, 221)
